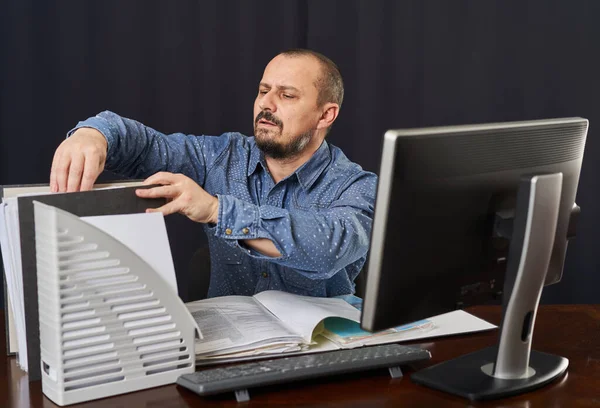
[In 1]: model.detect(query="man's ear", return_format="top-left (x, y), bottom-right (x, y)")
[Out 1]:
top-left (316, 103), bottom-right (340, 130)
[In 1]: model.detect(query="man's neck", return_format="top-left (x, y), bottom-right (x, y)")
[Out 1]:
top-left (264, 138), bottom-right (323, 184)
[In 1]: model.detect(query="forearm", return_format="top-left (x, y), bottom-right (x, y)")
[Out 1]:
top-left (68, 111), bottom-right (206, 181)
top-left (241, 238), bottom-right (282, 258)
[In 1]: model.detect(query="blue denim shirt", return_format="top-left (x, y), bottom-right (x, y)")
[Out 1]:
top-left (70, 111), bottom-right (378, 298)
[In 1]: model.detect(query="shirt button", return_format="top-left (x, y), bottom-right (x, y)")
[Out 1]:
top-left (261, 272), bottom-right (268, 278)
top-left (225, 228), bottom-right (232, 235)
top-left (242, 227), bottom-right (249, 234)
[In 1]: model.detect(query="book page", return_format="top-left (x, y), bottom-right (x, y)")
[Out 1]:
top-left (81, 212), bottom-right (178, 295)
top-left (187, 296), bottom-right (304, 357)
top-left (195, 335), bottom-right (340, 366)
top-left (254, 290), bottom-right (361, 343)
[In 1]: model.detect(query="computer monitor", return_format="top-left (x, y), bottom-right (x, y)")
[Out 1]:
top-left (360, 117), bottom-right (588, 400)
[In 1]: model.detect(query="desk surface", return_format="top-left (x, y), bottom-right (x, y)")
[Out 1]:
top-left (1, 305), bottom-right (598, 408)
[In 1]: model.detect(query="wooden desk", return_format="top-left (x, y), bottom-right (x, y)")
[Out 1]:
top-left (1, 305), bottom-right (598, 407)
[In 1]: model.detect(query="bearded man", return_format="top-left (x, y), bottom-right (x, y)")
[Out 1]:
top-left (50, 49), bottom-right (377, 298)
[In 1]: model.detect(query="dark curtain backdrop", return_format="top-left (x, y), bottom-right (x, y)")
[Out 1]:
top-left (1, 0), bottom-right (598, 305)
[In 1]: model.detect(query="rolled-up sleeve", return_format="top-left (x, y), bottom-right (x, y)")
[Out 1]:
top-left (66, 110), bottom-right (232, 186)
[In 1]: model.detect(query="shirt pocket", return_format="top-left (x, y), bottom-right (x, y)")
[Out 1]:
top-left (280, 268), bottom-right (325, 296)
top-left (293, 189), bottom-right (334, 211)
top-left (222, 250), bottom-right (244, 265)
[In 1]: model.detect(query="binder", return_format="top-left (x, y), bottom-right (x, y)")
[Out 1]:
top-left (1, 183), bottom-right (165, 381)
top-left (34, 201), bottom-right (200, 405)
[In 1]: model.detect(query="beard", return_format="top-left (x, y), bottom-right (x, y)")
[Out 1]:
top-left (254, 110), bottom-right (314, 159)
top-left (255, 128), bottom-right (314, 159)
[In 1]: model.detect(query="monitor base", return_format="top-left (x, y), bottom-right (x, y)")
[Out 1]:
top-left (411, 346), bottom-right (568, 401)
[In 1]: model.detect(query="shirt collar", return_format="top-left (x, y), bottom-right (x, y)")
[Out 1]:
top-left (248, 139), bottom-right (331, 190)
top-left (247, 140), bottom-right (262, 176)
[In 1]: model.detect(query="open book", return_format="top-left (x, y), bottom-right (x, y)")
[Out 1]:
top-left (187, 290), bottom-right (495, 364)
top-left (188, 291), bottom-right (365, 359)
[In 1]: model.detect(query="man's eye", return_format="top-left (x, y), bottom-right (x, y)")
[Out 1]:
top-left (258, 90), bottom-right (268, 95)
top-left (283, 94), bottom-right (295, 99)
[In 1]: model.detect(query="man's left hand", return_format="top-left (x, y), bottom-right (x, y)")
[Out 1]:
top-left (136, 172), bottom-right (219, 224)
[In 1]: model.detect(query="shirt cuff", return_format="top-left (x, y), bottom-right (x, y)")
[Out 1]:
top-left (215, 194), bottom-right (260, 240)
top-left (215, 195), bottom-right (289, 260)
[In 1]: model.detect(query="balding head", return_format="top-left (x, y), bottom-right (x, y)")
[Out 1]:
top-left (278, 49), bottom-right (344, 109)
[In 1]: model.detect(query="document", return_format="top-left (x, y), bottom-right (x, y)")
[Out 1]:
top-left (188, 290), bottom-right (441, 362)
top-left (190, 291), bottom-right (497, 366)
top-left (188, 291), bottom-right (360, 359)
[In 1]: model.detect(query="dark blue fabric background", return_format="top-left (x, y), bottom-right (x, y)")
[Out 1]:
top-left (1, 0), bottom-right (598, 304)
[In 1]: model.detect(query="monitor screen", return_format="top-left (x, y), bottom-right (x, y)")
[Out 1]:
top-left (361, 117), bottom-right (588, 332)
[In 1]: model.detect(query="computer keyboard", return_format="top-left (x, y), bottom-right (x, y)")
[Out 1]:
top-left (177, 343), bottom-right (431, 401)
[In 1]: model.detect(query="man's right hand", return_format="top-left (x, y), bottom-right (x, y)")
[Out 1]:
top-left (50, 127), bottom-right (108, 193)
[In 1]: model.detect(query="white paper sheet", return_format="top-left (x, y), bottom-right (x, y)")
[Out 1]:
top-left (254, 291), bottom-right (362, 343)
top-left (322, 308), bottom-right (497, 349)
top-left (81, 212), bottom-right (178, 295)
top-left (418, 309), bottom-right (497, 339)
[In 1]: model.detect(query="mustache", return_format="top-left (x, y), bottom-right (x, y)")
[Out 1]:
top-left (255, 111), bottom-right (283, 129)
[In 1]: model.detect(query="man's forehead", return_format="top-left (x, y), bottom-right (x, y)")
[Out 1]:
top-left (261, 55), bottom-right (320, 91)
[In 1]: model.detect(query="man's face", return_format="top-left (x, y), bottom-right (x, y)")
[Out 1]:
top-left (253, 55), bottom-right (323, 159)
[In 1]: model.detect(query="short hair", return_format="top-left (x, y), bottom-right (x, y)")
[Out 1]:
top-left (278, 48), bottom-right (344, 109)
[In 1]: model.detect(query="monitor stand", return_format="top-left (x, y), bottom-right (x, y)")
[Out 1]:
top-left (411, 173), bottom-right (569, 400)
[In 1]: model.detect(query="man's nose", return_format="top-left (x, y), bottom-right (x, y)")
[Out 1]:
top-left (259, 91), bottom-right (276, 112)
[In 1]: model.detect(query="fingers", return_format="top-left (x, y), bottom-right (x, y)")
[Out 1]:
top-left (50, 128), bottom-right (108, 193)
top-left (54, 152), bottom-right (71, 193)
top-left (51, 152), bottom-right (100, 193)
top-left (142, 172), bottom-right (178, 186)
top-left (66, 153), bottom-right (85, 192)
top-left (136, 185), bottom-right (179, 199)
top-left (146, 199), bottom-right (181, 217)
top-left (50, 150), bottom-right (61, 193)
top-left (79, 153), bottom-right (100, 191)
top-left (137, 173), bottom-right (214, 223)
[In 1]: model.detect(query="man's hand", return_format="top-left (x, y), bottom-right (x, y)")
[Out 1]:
top-left (50, 128), bottom-right (108, 192)
top-left (136, 172), bottom-right (219, 224)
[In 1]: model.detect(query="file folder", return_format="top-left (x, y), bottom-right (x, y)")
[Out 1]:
top-left (34, 201), bottom-right (200, 405)
top-left (1, 183), bottom-right (164, 380)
